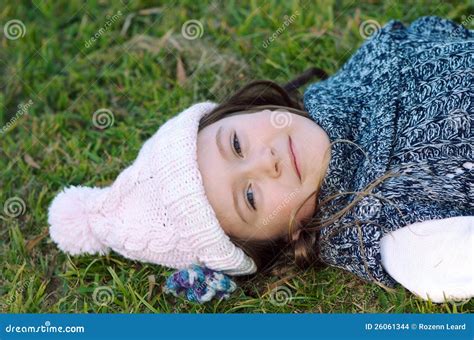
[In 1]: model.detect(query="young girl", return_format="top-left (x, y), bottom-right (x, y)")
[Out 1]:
top-left (48, 16), bottom-right (473, 304)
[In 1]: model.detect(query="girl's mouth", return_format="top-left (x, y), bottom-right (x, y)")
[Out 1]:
top-left (289, 136), bottom-right (301, 182)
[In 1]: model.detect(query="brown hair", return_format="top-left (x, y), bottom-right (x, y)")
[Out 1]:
top-left (198, 73), bottom-right (401, 292)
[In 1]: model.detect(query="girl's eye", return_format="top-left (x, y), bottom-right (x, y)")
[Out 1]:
top-left (232, 132), bottom-right (243, 157)
top-left (246, 184), bottom-right (256, 210)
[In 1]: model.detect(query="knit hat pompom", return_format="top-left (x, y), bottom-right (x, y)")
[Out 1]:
top-left (48, 185), bottom-right (110, 256)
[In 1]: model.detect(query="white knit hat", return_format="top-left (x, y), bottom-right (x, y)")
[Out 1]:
top-left (48, 102), bottom-right (257, 276)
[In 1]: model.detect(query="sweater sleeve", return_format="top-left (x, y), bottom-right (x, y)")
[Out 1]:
top-left (380, 216), bottom-right (474, 303)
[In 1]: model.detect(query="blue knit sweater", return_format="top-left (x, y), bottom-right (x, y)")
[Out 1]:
top-left (303, 16), bottom-right (473, 288)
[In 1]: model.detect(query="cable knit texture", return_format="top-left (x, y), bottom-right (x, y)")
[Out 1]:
top-left (303, 16), bottom-right (473, 288)
top-left (48, 102), bottom-right (257, 276)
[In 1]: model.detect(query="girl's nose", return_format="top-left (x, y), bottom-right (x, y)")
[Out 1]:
top-left (253, 146), bottom-right (281, 178)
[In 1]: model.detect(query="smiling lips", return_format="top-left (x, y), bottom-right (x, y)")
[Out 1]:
top-left (289, 136), bottom-right (301, 181)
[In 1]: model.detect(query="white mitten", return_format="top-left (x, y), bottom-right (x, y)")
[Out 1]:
top-left (380, 215), bottom-right (473, 303)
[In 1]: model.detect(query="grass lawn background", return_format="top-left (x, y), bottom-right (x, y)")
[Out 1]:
top-left (1, 0), bottom-right (473, 313)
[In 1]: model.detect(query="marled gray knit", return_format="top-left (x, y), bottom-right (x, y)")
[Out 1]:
top-left (303, 16), bottom-right (473, 287)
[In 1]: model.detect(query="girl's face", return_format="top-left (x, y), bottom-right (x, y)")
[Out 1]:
top-left (197, 109), bottom-right (331, 242)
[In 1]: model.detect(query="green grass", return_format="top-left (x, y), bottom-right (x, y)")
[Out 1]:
top-left (1, 0), bottom-right (473, 313)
